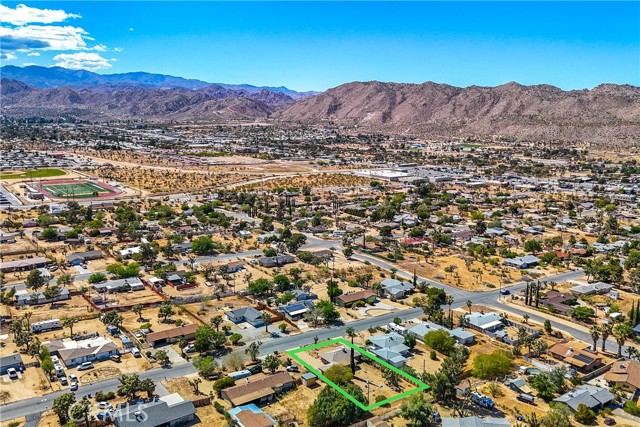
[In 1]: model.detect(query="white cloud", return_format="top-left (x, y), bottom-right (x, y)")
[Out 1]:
top-left (128, 28), bottom-right (134, 31)
top-left (113, 47), bottom-right (123, 52)
top-left (93, 44), bottom-right (107, 51)
top-left (27, 51), bottom-right (40, 56)
top-left (0, 4), bottom-right (80, 26)
top-left (0, 52), bottom-right (18, 61)
top-left (53, 52), bottom-right (112, 71)
top-left (0, 25), bottom-right (89, 50)
top-left (23, 62), bottom-right (36, 66)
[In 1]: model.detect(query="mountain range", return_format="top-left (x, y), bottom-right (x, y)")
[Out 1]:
top-left (1, 66), bottom-right (639, 144)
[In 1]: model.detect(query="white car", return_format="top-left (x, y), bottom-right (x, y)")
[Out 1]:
top-left (97, 402), bottom-right (113, 410)
top-left (7, 368), bottom-right (18, 379)
top-left (183, 344), bottom-right (195, 353)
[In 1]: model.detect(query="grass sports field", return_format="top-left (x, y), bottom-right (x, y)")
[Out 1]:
top-left (0, 168), bottom-right (66, 180)
top-left (38, 181), bottom-right (113, 199)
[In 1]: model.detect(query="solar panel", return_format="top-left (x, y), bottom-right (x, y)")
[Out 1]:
top-left (574, 353), bottom-right (594, 364)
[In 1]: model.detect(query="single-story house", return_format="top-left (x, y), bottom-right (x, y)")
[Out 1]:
top-left (66, 250), bottom-right (103, 265)
top-left (380, 278), bottom-right (414, 299)
top-left (540, 291), bottom-right (576, 315)
top-left (504, 255), bottom-right (540, 269)
top-left (0, 256), bottom-right (48, 273)
top-left (226, 307), bottom-right (264, 327)
top-left (15, 286), bottom-right (70, 306)
top-left (442, 417), bottom-right (510, 427)
top-left (408, 322), bottom-right (475, 345)
top-left (145, 324), bottom-right (199, 347)
top-left (368, 332), bottom-right (410, 367)
top-left (93, 277), bottom-right (145, 293)
top-left (465, 312), bottom-right (504, 332)
top-left (548, 342), bottom-right (603, 373)
top-left (553, 385), bottom-right (614, 412)
top-left (113, 392), bottom-right (196, 427)
top-left (570, 282), bottom-right (615, 297)
top-left (257, 233), bottom-right (279, 244)
top-left (0, 354), bottom-right (24, 375)
top-left (319, 345), bottom-right (358, 366)
top-left (290, 289), bottom-right (317, 301)
top-left (336, 290), bottom-right (376, 307)
top-left (604, 360), bottom-right (640, 394)
top-left (119, 246), bottom-right (141, 259)
top-left (280, 301), bottom-right (314, 321)
top-left (229, 404), bottom-right (276, 427)
top-left (219, 261), bottom-right (245, 273)
top-left (258, 255), bottom-right (295, 268)
top-left (221, 372), bottom-right (295, 407)
top-left (44, 336), bottom-right (118, 368)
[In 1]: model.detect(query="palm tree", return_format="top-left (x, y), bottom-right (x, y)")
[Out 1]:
top-left (613, 323), bottom-right (634, 357)
top-left (600, 323), bottom-right (613, 352)
top-left (589, 325), bottom-right (600, 352)
top-left (345, 327), bottom-right (357, 374)
top-left (445, 295), bottom-right (454, 329)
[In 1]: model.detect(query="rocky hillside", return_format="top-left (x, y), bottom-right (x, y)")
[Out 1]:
top-left (277, 81), bottom-right (640, 143)
top-left (0, 78), bottom-right (293, 120)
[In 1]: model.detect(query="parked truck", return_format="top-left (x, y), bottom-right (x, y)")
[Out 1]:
top-left (471, 391), bottom-right (495, 409)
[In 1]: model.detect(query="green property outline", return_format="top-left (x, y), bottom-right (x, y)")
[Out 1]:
top-left (286, 337), bottom-right (429, 410)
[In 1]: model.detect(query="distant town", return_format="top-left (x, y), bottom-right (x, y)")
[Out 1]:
top-left (0, 116), bottom-right (639, 427)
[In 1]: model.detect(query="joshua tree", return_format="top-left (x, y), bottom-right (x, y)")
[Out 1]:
top-left (466, 300), bottom-right (473, 314)
top-left (62, 317), bottom-right (77, 337)
top-left (261, 312), bottom-right (272, 333)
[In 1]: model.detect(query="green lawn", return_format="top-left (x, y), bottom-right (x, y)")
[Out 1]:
top-left (40, 181), bottom-right (110, 198)
top-left (0, 169), bottom-right (66, 179)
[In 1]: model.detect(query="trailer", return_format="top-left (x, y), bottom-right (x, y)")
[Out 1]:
top-left (227, 369), bottom-right (252, 380)
top-left (31, 318), bottom-right (62, 333)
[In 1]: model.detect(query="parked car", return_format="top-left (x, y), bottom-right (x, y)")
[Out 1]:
top-left (604, 418), bottom-right (616, 426)
top-left (286, 364), bottom-right (299, 372)
top-left (97, 402), bottom-right (113, 410)
top-left (183, 344), bottom-right (195, 353)
top-left (59, 376), bottom-right (68, 386)
top-left (77, 362), bottom-right (94, 371)
top-left (110, 354), bottom-right (121, 362)
top-left (69, 375), bottom-right (78, 391)
top-left (97, 412), bottom-right (113, 420)
top-left (131, 348), bottom-right (141, 357)
top-left (7, 368), bottom-right (18, 379)
top-left (248, 364), bottom-right (262, 374)
top-left (500, 289), bottom-right (511, 295)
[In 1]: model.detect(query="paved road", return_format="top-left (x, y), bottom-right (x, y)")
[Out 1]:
top-left (0, 307), bottom-right (422, 421)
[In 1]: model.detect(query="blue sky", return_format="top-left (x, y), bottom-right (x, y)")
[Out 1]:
top-left (1, 1), bottom-right (638, 91)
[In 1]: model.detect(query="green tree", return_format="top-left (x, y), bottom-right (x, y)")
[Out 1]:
top-left (542, 405), bottom-right (573, 427)
top-left (52, 393), bottom-right (76, 424)
top-left (424, 330), bottom-right (456, 355)
top-left (263, 354), bottom-right (280, 374)
top-left (571, 306), bottom-right (594, 321)
top-left (192, 236), bottom-right (214, 255)
top-left (117, 374), bottom-right (142, 401)
top-left (193, 356), bottom-right (219, 377)
top-left (69, 398), bottom-right (91, 426)
top-left (132, 304), bottom-right (144, 321)
top-left (26, 269), bottom-right (46, 291)
top-left (210, 315), bottom-right (223, 331)
top-left (154, 349), bottom-right (171, 366)
top-left (62, 317), bottom-right (78, 337)
top-left (307, 383), bottom-right (366, 427)
top-left (194, 324), bottom-right (227, 354)
top-left (41, 355), bottom-right (55, 377)
top-left (323, 364), bottom-right (353, 385)
top-left (524, 240), bottom-right (542, 253)
top-left (472, 350), bottom-right (513, 380)
top-left (157, 301), bottom-right (175, 322)
top-left (399, 393), bottom-right (438, 427)
top-left (88, 272), bottom-right (107, 284)
top-left (573, 403), bottom-right (596, 425)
